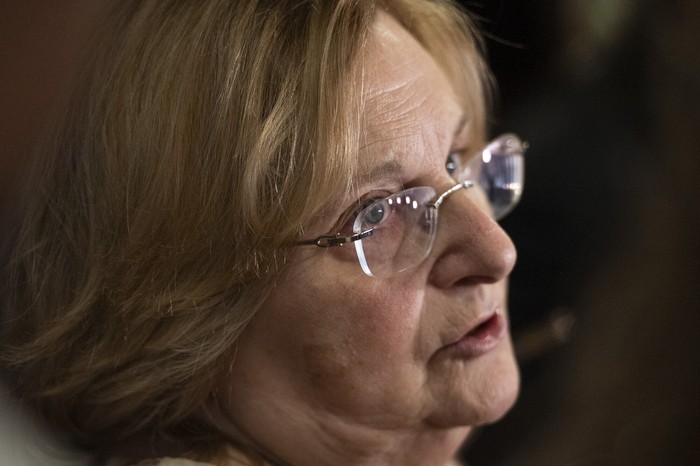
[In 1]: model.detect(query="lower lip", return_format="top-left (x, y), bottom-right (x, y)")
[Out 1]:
top-left (445, 314), bottom-right (506, 359)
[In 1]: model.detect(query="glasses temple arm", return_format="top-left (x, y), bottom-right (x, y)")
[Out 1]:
top-left (297, 229), bottom-right (374, 248)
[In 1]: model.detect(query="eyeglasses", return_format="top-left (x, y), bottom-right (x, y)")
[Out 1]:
top-left (298, 133), bottom-right (526, 278)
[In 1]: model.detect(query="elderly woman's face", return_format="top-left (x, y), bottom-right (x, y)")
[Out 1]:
top-left (214, 12), bottom-right (519, 463)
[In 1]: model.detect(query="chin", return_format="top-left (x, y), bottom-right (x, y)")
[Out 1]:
top-left (477, 339), bottom-right (521, 425)
top-left (479, 363), bottom-right (520, 425)
top-left (428, 341), bottom-right (521, 428)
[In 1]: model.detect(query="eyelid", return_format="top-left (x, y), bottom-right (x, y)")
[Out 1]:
top-left (335, 189), bottom-right (396, 234)
top-left (453, 146), bottom-right (473, 160)
top-left (446, 147), bottom-right (470, 177)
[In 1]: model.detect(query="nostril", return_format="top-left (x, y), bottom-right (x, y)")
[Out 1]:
top-left (453, 275), bottom-right (500, 288)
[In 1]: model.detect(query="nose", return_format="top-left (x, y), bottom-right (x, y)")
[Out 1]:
top-left (427, 186), bottom-right (517, 288)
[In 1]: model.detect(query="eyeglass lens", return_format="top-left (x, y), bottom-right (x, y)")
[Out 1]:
top-left (352, 134), bottom-right (524, 278)
top-left (353, 187), bottom-right (437, 277)
top-left (473, 134), bottom-right (524, 220)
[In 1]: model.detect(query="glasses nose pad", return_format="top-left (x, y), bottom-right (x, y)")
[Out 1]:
top-left (420, 209), bottom-right (432, 234)
top-left (416, 206), bottom-right (437, 260)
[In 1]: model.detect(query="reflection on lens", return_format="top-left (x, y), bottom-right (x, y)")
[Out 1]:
top-left (349, 134), bottom-right (524, 277)
top-left (480, 134), bottom-right (524, 220)
top-left (353, 187), bottom-right (436, 277)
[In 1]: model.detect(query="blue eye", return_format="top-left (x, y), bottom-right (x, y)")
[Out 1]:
top-left (363, 200), bottom-right (389, 226)
top-left (445, 152), bottom-right (461, 178)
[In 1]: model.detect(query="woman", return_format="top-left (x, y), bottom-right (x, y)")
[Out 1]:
top-left (0, 0), bottom-right (525, 464)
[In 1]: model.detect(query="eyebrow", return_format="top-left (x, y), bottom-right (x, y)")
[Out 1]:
top-left (357, 112), bottom-right (469, 187)
top-left (357, 159), bottom-right (404, 187)
top-left (454, 114), bottom-right (467, 136)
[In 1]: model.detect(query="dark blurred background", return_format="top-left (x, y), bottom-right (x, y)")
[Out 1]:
top-left (1, 1), bottom-right (699, 465)
top-left (459, 0), bottom-right (700, 464)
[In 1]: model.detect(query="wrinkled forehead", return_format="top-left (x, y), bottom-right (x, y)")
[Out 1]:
top-left (361, 12), bottom-right (437, 105)
top-left (356, 11), bottom-right (467, 180)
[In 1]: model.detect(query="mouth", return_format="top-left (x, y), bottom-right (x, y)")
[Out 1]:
top-left (443, 312), bottom-right (506, 359)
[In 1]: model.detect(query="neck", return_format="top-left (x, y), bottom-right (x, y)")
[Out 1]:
top-left (208, 402), bottom-right (471, 466)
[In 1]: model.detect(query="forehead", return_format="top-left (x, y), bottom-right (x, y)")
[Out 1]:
top-left (357, 12), bottom-right (465, 181)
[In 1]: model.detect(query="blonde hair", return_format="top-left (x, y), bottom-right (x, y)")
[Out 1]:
top-left (0, 0), bottom-right (490, 460)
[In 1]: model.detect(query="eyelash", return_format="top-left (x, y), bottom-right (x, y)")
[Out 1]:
top-left (446, 148), bottom-right (470, 177)
top-left (336, 191), bottom-right (392, 234)
top-left (335, 147), bottom-right (471, 233)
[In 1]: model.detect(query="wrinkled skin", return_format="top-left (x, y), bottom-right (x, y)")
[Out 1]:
top-left (210, 12), bottom-right (519, 466)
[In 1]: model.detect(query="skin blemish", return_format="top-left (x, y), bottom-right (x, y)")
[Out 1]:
top-left (302, 343), bottom-right (352, 383)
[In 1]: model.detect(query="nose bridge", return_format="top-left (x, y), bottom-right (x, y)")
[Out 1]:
top-left (430, 182), bottom-right (517, 285)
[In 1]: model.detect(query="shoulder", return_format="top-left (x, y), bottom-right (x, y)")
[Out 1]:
top-left (129, 459), bottom-right (214, 466)
top-left (446, 459), bottom-right (469, 466)
top-left (109, 444), bottom-right (268, 466)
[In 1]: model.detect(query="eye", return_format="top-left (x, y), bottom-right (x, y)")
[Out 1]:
top-left (335, 192), bottom-right (391, 235)
top-left (445, 151), bottom-right (463, 179)
top-left (362, 199), bottom-right (390, 227)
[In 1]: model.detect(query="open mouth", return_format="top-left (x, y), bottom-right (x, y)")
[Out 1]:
top-left (446, 313), bottom-right (506, 359)
top-left (466, 314), bottom-right (499, 337)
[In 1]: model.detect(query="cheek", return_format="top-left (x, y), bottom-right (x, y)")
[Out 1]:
top-left (301, 278), bottom-right (422, 375)
top-left (268, 273), bottom-right (427, 414)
